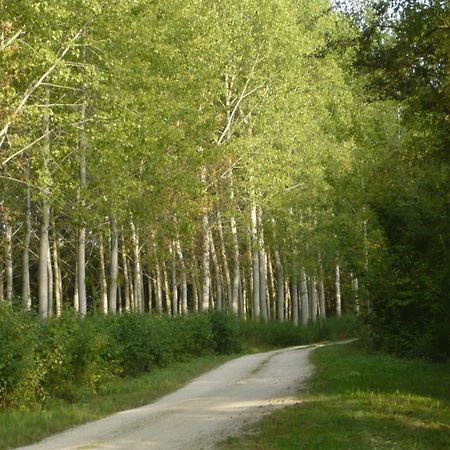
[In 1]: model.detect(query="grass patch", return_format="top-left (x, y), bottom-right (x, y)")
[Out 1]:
top-left (0, 353), bottom-right (234, 450)
top-left (219, 342), bottom-right (450, 449)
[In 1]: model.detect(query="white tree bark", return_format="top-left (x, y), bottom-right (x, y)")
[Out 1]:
top-left (47, 244), bottom-right (53, 316)
top-left (274, 251), bottom-right (285, 322)
top-left (131, 221), bottom-right (143, 312)
top-left (73, 262), bottom-right (79, 313)
top-left (250, 201), bottom-right (260, 321)
top-left (175, 240), bottom-right (188, 314)
top-left (154, 258), bottom-right (163, 314)
top-left (319, 273), bottom-right (326, 319)
top-left (351, 272), bottom-right (360, 315)
top-left (99, 234), bottom-right (108, 314)
top-left (311, 276), bottom-right (318, 323)
top-left (291, 271), bottom-right (299, 326)
top-left (162, 260), bottom-right (170, 314)
top-left (171, 241), bottom-right (178, 316)
top-left (52, 220), bottom-right (62, 317)
top-left (209, 230), bottom-right (223, 311)
top-left (335, 264), bottom-right (342, 317)
top-left (5, 223), bottom-right (13, 303)
top-left (201, 212), bottom-right (211, 312)
top-left (22, 187), bottom-right (31, 309)
top-left (300, 269), bottom-right (309, 326)
top-left (217, 212), bottom-right (232, 310)
top-left (108, 219), bottom-right (118, 314)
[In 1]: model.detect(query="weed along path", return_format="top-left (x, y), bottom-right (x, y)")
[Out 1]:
top-left (17, 344), bottom-right (327, 450)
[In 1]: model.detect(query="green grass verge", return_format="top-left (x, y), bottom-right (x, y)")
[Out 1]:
top-left (219, 343), bottom-right (450, 450)
top-left (0, 353), bottom-right (235, 450)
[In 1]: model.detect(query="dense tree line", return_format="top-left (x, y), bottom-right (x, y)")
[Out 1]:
top-left (1, 0), bottom-right (448, 359)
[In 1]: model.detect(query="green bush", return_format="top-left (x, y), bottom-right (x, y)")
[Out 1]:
top-left (0, 308), bottom-right (360, 411)
top-left (209, 311), bottom-right (241, 354)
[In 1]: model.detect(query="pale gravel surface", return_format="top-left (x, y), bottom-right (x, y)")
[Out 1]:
top-left (16, 343), bottom-right (322, 450)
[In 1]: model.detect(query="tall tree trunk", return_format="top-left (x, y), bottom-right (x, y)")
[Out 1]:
top-left (258, 208), bottom-right (268, 322)
top-left (131, 221), bottom-right (143, 312)
top-left (99, 234), bottom-right (108, 314)
top-left (217, 212), bottom-right (232, 309)
top-left (335, 264), bottom-right (342, 317)
top-left (274, 251), bottom-right (285, 322)
top-left (351, 272), bottom-right (360, 315)
top-left (78, 43), bottom-right (88, 317)
top-left (201, 212), bottom-right (211, 312)
top-left (5, 223), bottom-right (13, 303)
top-left (0, 270), bottom-right (4, 302)
top-left (191, 251), bottom-right (200, 313)
top-left (209, 230), bottom-right (223, 311)
top-left (250, 201), bottom-right (260, 321)
top-left (78, 225), bottom-right (87, 315)
top-left (230, 214), bottom-right (240, 315)
top-left (108, 219), bottom-right (118, 314)
top-left (47, 244), bottom-right (53, 316)
top-left (319, 273), bottom-right (326, 319)
top-left (291, 270), bottom-right (299, 326)
top-left (175, 240), bottom-right (188, 314)
top-left (154, 257), bottom-right (163, 314)
top-left (300, 269), bottom-right (309, 326)
top-left (311, 275), bottom-right (318, 323)
top-left (22, 187), bottom-right (31, 309)
top-left (162, 260), bottom-right (170, 314)
top-left (52, 219), bottom-right (62, 316)
top-left (171, 241), bottom-right (178, 316)
top-left (266, 253), bottom-right (275, 320)
top-left (73, 262), bottom-right (79, 313)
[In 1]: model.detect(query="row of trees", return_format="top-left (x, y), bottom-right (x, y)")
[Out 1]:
top-left (1, 0), bottom-right (368, 322)
top-left (2, 0), bottom-right (448, 358)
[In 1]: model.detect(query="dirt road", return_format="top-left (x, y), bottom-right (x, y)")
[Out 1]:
top-left (18, 344), bottom-right (318, 450)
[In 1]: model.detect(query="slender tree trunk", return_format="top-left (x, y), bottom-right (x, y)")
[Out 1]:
top-left (22, 187), bottom-right (31, 309)
top-left (99, 234), bottom-right (108, 314)
top-left (154, 257), bottom-right (163, 314)
top-left (258, 207), bottom-right (268, 322)
top-left (131, 221), bottom-right (143, 312)
top-left (274, 251), bottom-right (285, 322)
top-left (217, 212), bottom-right (232, 309)
top-left (266, 253), bottom-right (275, 320)
top-left (311, 276), bottom-right (318, 323)
top-left (335, 264), bottom-right (342, 317)
top-left (162, 260), bottom-right (170, 314)
top-left (209, 230), bottom-right (223, 311)
top-left (319, 273), bottom-right (326, 319)
top-left (351, 272), bottom-right (360, 315)
top-left (121, 238), bottom-right (131, 312)
top-left (202, 211), bottom-right (211, 312)
top-left (291, 270), bottom-right (299, 326)
top-left (108, 219), bottom-right (118, 314)
top-left (5, 223), bottom-right (13, 303)
top-left (73, 262), bottom-right (79, 313)
top-left (230, 214), bottom-right (240, 315)
top-left (47, 244), bottom-right (53, 316)
top-left (0, 270), bottom-right (4, 302)
top-left (175, 240), bottom-right (188, 314)
top-left (52, 219), bottom-right (62, 316)
top-left (300, 269), bottom-right (309, 326)
top-left (191, 251), bottom-right (199, 313)
top-left (171, 241), bottom-right (178, 316)
top-left (250, 201), bottom-right (260, 321)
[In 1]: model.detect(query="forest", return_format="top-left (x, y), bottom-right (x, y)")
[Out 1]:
top-left (0, 0), bottom-right (449, 393)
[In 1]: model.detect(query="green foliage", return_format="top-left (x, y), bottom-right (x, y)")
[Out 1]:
top-left (209, 311), bottom-right (242, 354)
top-left (0, 308), bottom-right (359, 411)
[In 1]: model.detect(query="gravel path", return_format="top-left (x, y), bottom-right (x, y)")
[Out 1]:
top-left (17, 344), bottom-right (318, 450)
